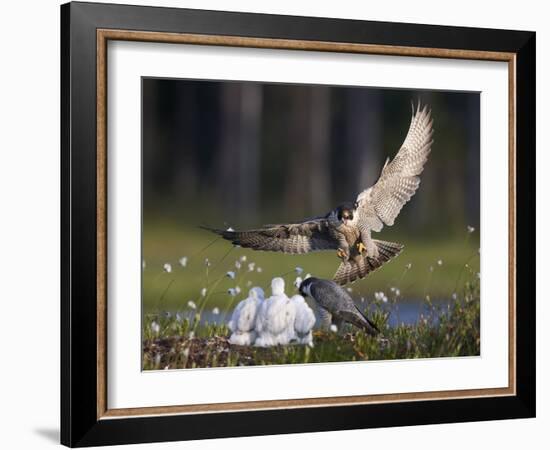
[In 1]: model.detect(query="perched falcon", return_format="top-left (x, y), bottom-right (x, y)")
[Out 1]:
top-left (204, 102), bottom-right (433, 285)
top-left (299, 277), bottom-right (379, 336)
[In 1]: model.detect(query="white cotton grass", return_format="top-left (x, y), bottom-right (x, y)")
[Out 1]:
top-left (178, 256), bottom-right (188, 267)
top-left (248, 262), bottom-right (256, 272)
top-left (295, 267), bottom-right (304, 275)
top-left (374, 291), bottom-right (388, 303)
top-left (389, 287), bottom-right (400, 297)
top-left (163, 263), bottom-right (172, 273)
top-left (227, 286), bottom-right (242, 296)
top-left (226, 271), bottom-right (236, 279)
top-left (151, 321), bottom-right (160, 334)
top-left (437, 259), bottom-right (443, 266)
top-left (467, 225), bottom-right (475, 233)
top-left (294, 276), bottom-right (303, 288)
top-left (187, 300), bottom-right (196, 310)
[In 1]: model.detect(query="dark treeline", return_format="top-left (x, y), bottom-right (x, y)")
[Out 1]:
top-left (142, 79), bottom-right (479, 239)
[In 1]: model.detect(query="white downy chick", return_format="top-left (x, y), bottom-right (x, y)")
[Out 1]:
top-left (290, 294), bottom-right (316, 345)
top-left (228, 287), bottom-right (264, 346)
top-left (255, 277), bottom-right (295, 347)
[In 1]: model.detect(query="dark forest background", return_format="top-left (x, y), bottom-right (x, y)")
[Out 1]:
top-left (143, 79), bottom-right (479, 235)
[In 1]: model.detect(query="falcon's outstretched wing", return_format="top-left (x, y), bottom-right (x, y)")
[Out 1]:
top-left (355, 102), bottom-right (434, 233)
top-left (202, 218), bottom-right (339, 254)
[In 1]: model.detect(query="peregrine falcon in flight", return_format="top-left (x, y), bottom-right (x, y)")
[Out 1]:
top-left (299, 277), bottom-right (379, 336)
top-left (204, 102), bottom-right (433, 285)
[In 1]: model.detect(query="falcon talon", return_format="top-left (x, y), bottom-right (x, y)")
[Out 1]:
top-left (356, 242), bottom-right (367, 254)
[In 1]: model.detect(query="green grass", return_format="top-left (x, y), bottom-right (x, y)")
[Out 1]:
top-left (142, 268), bottom-right (480, 370)
top-left (143, 221), bottom-right (480, 313)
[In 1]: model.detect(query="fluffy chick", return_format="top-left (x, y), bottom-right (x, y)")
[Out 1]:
top-left (255, 278), bottom-right (296, 347)
top-left (228, 287), bottom-right (264, 346)
top-left (290, 294), bottom-right (316, 345)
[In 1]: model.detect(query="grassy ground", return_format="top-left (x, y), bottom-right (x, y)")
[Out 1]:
top-left (142, 268), bottom-right (480, 370)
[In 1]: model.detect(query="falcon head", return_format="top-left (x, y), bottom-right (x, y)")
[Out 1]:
top-left (336, 202), bottom-right (357, 226)
top-left (298, 277), bottom-right (317, 298)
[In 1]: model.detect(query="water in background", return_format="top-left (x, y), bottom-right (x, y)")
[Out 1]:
top-left (159, 298), bottom-right (450, 330)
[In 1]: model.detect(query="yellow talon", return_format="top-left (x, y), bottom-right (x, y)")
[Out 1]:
top-left (357, 242), bottom-right (367, 254)
top-left (336, 248), bottom-right (346, 259)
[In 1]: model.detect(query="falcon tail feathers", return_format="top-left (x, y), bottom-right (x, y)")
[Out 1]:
top-left (353, 306), bottom-right (380, 335)
top-left (332, 239), bottom-right (404, 285)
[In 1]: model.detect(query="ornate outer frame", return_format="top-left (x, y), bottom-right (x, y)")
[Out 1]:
top-left (61, 2), bottom-right (535, 447)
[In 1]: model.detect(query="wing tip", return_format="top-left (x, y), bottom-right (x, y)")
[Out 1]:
top-left (411, 99), bottom-right (432, 119)
top-left (200, 225), bottom-right (225, 234)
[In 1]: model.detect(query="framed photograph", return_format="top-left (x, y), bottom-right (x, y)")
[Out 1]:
top-left (61, 1), bottom-right (535, 447)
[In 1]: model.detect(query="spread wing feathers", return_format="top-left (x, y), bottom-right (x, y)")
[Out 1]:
top-left (356, 102), bottom-right (433, 232)
top-left (333, 239), bottom-right (404, 285)
top-left (201, 219), bottom-right (339, 254)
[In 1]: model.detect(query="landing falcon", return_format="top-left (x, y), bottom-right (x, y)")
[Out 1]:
top-left (204, 102), bottom-right (433, 285)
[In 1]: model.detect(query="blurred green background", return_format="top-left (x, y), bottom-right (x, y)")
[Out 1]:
top-left (142, 79), bottom-right (480, 313)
